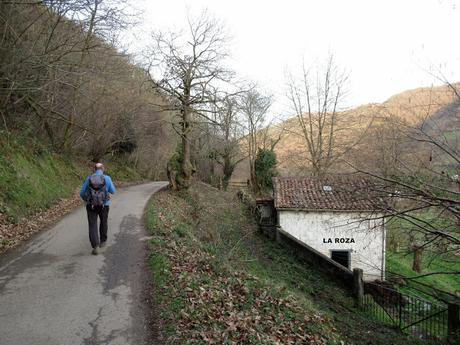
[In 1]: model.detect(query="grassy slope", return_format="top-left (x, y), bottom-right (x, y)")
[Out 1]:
top-left (386, 216), bottom-right (460, 297)
top-left (0, 135), bottom-right (84, 221)
top-left (146, 183), bottom-right (429, 345)
top-left (387, 251), bottom-right (460, 297)
top-left (0, 134), bottom-right (143, 222)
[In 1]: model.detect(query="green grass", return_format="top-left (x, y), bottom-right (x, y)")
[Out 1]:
top-left (0, 135), bottom-right (86, 221)
top-left (104, 157), bottom-right (144, 182)
top-left (387, 251), bottom-right (460, 297)
top-left (0, 133), bottom-right (145, 222)
top-left (146, 182), bottom-right (429, 344)
top-left (386, 215), bottom-right (460, 298)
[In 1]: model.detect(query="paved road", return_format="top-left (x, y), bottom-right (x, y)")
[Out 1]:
top-left (0, 181), bottom-right (168, 345)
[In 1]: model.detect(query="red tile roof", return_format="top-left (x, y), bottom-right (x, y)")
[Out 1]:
top-left (273, 175), bottom-right (385, 211)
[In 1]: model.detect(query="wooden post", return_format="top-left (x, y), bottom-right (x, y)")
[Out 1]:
top-left (448, 303), bottom-right (460, 342)
top-left (353, 268), bottom-right (364, 308)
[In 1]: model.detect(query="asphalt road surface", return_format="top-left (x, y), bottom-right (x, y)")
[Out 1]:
top-left (0, 181), bottom-right (168, 345)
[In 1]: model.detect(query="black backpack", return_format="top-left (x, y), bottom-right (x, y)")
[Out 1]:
top-left (87, 174), bottom-right (107, 207)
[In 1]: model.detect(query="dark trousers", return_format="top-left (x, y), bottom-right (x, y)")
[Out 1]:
top-left (86, 205), bottom-right (109, 248)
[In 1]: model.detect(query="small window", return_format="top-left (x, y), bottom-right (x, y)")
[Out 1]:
top-left (331, 250), bottom-right (350, 269)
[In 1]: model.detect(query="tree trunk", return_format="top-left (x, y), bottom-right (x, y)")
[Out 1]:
top-left (412, 245), bottom-right (424, 273)
top-left (222, 155), bottom-right (234, 191)
top-left (167, 161), bottom-right (178, 190)
top-left (179, 106), bottom-right (192, 189)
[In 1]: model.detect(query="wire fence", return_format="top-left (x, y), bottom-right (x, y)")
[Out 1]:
top-left (363, 282), bottom-right (449, 341)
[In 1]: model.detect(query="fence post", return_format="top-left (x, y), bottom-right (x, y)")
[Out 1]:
top-left (448, 302), bottom-right (460, 342)
top-left (353, 268), bottom-right (364, 308)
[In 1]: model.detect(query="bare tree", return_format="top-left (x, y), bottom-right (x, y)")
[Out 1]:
top-left (351, 94), bottom-right (459, 289)
top-left (210, 94), bottom-right (246, 189)
top-left (147, 12), bottom-right (231, 189)
top-left (240, 88), bottom-right (272, 189)
top-left (0, 0), bottom-right (135, 148)
top-left (0, 1), bottom-right (172, 176)
top-left (287, 55), bottom-right (354, 176)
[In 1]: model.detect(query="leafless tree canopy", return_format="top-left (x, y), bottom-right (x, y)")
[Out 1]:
top-left (208, 94), bottom-right (246, 189)
top-left (0, 1), bottom-right (173, 177)
top-left (240, 88), bottom-right (273, 188)
top-left (350, 86), bottom-right (460, 291)
top-left (287, 55), bottom-right (362, 176)
top-left (146, 12), bottom-right (233, 189)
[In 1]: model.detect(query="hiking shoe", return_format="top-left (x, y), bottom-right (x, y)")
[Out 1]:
top-left (99, 241), bottom-right (107, 248)
top-left (92, 247), bottom-right (99, 255)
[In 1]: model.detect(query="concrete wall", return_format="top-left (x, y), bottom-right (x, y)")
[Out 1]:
top-left (274, 226), bottom-right (354, 287)
top-left (278, 210), bottom-right (385, 281)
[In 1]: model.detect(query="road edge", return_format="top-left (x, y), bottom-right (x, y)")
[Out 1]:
top-left (139, 183), bottom-right (169, 344)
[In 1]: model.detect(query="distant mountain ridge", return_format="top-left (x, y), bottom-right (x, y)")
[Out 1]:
top-left (233, 82), bottom-right (460, 180)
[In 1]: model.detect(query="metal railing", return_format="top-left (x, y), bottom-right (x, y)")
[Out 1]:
top-left (363, 282), bottom-right (449, 340)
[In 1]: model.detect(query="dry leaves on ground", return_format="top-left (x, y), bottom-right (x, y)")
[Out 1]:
top-left (151, 192), bottom-right (329, 345)
top-left (0, 189), bottom-right (83, 254)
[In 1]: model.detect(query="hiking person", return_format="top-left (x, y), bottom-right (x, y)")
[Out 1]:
top-left (80, 163), bottom-right (116, 255)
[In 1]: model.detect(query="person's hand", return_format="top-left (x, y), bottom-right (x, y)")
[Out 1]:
top-left (107, 194), bottom-right (112, 200)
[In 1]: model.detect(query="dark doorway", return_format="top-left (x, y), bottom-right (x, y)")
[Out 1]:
top-left (331, 250), bottom-right (350, 269)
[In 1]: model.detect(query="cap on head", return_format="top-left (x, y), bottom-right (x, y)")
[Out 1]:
top-left (94, 162), bottom-right (104, 171)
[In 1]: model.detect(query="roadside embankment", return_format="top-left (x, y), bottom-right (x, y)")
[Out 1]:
top-left (0, 134), bottom-right (146, 254)
top-left (146, 182), bottom-right (426, 344)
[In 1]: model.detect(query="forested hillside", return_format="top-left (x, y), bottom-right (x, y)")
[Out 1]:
top-left (233, 82), bottom-right (460, 180)
top-left (0, 1), bottom-right (176, 250)
top-left (0, 1), bottom-right (175, 178)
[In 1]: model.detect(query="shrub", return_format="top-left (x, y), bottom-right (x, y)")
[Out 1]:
top-left (254, 148), bottom-right (278, 192)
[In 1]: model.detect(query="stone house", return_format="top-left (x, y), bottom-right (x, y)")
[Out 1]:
top-left (268, 175), bottom-right (387, 281)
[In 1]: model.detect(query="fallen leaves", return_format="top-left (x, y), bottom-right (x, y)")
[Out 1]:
top-left (0, 189), bottom-right (82, 254)
top-left (148, 190), bottom-right (329, 344)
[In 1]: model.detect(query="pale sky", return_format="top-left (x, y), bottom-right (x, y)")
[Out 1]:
top-left (125, 0), bottom-right (460, 117)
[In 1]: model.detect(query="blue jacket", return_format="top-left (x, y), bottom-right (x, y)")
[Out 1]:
top-left (80, 169), bottom-right (116, 206)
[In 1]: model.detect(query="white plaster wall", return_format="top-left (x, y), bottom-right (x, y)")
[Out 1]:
top-left (279, 211), bottom-right (385, 281)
